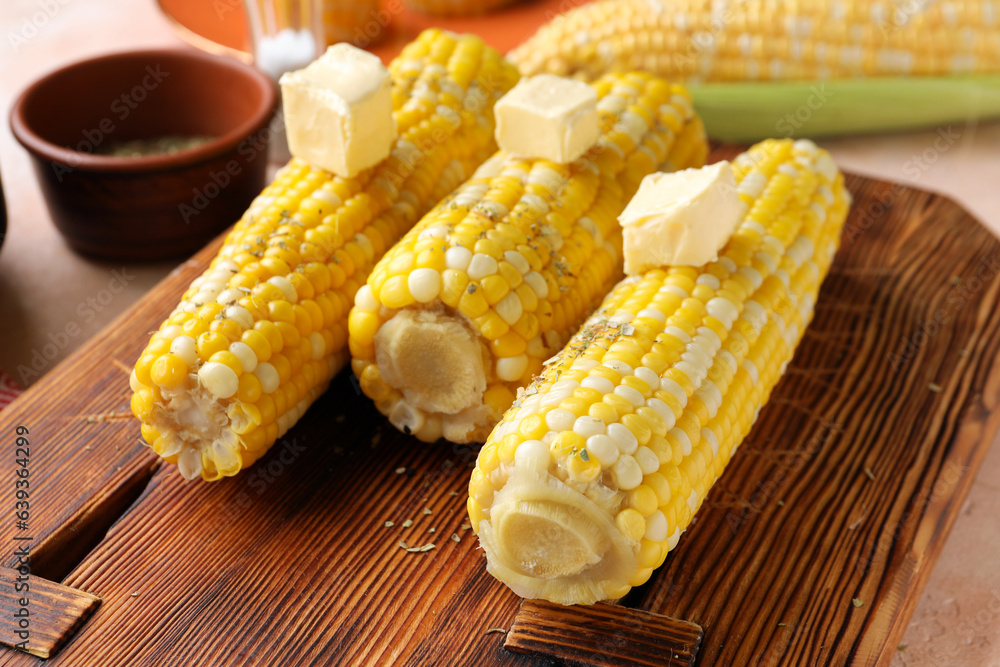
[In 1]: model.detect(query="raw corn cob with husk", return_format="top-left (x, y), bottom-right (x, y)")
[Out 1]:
top-left (468, 138), bottom-right (851, 605)
top-left (348, 71), bottom-right (709, 444)
top-left (510, 0), bottom-right (1000, 82)
top-left (406, 0), bottom-right (520, 16)
top-left (129, 30), bottom-right (520, 481)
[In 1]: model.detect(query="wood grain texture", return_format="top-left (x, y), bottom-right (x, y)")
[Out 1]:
top-left (0, 243), bottom-right (225, 582)
top-left (504, 600), bottom-right (702, 666)
top-left (0, 569), bottom-right (100, 659)
top-left (628, 169), bottom-right (1000, 666)
top-left (0, 158), bottom-right (997, 666)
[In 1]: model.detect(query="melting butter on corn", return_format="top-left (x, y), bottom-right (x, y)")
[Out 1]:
top-left (280, 43), bottom-right (397, 177)
top-left (494, 74), bottom-right (599, 164)
top-left (618, 161), bottom-right (745, 274)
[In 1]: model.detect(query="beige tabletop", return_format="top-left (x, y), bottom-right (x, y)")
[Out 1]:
top-left (1, 1), bottom-right (998, 664)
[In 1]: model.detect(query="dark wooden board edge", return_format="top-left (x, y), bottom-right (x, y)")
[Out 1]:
top-left (0, 239), bottom-right (227, 581)
top-left (504, 600), bottom-right (703, 667)
top-left (0, 569), bottom-right (100, 659)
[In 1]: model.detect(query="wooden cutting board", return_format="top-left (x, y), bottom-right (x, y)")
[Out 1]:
top-left (1, 155), bottom-right (999, 666)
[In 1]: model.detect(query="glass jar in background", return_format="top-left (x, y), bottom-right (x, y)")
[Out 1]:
top-left (244, 0), bottom-right (325, 164)
top-left (244, 0), bottom-right (385, 165)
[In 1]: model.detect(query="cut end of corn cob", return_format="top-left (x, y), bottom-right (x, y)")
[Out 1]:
top-left (469, 138), bottom-right (851, 604)
top-left (130, 30), bottom-right (519, 480)
top-left (350, 72), bottom-right (709, 444)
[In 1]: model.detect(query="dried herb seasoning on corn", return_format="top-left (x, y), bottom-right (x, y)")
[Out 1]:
top-left (129, 30), bottom-right (519, 481)
top-left (510, 0), bottom-right (1000, 82)
top-left (468, 139), bottom-right (851, 605)
top-left (349, 71), bottom-right (709, 444)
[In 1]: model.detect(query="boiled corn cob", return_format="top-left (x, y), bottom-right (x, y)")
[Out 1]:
top-left (406, 0), bottom-right (519, 16)
top-left (469, 139), bottom-right (850, 605)
top-left (510, 0), bottom-right (1000, 82)
top-left (349, 72), bottom-right (709, 444)
top-left (129, 30), bottom-right (519, 481)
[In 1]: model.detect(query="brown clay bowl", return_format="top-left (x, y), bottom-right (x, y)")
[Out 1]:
top-left (10, 49), bottom-right (277, 261)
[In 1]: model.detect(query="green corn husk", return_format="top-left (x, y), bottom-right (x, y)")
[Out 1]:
top-left (689, 75), bottom-right (1000, 141)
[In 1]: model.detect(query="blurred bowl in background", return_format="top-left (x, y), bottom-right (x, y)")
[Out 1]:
top-left (9, 48), bottom-right (277, 261)
top-left (0, 165), bottom-right (6, 254)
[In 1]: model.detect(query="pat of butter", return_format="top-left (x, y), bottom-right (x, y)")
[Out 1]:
top-left (494, 74), bottom-right (598, 164)
top-left (618, 161), bottom-right (744, 274)
top-left (279, 43), bottom-right (396, 178)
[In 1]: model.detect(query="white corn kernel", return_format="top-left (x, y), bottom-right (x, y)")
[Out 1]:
top-left (614, 384), bottom-right (646, 408)
top-left (545, 408), bottom-right (575, 432)
top-left (573, 416), bottom-right (606, 438)
top-left (224, 305), bottom-right (254, 329)
top-left (669, 427), bottom-right (693, 456)
top-left (582, 376), bottom-right (614, 395)
top-left (355, 285), bottom-right (379, 312)
top-left (635, 446), bottom-right (659, 475)
top-left (254, 362), bottom-right (280, 394)
top-left (496, 292), bottom-right (523, 326)
top-left (608, 422), bottom-right (639, 454)
top-left (524, 272), bottom-right (548, 299)
top-left (634, 367), bottom-right (660, 391)
top-left (613, 455), bottom-right (643, 490)
top-left (503, 250), bottom-right (531, 275)
top-left (664, 325), bottom-right (691, 344)
top-left (309, 332), bottom-right (325, 359)
top-left (496, 355), bottom-right (528, 382)
top-left (702, 427), bottom-right (720, 458)
top-left (268, 276), bottom-right (298, 303)
top-left (645, 510), bottom-right (668, 542)
top-left (604, 360), bottom-right (633, 376)
top-left (467, 254), bottom-right (498, 281)
top-left (170, 336), bottom-right (198, 367)
top-left (198, 362), bottom-right (239, 399)
top-left (514, 439), bottom-right (551, 471)
top-left (706, 297), bottom-right (739, 328)
top-left (408, 268), bottom-right (442, 303)
top-left (228, 342), bottom-right (258, 374)
top-left (637, 308), bottom-right (666, 324)
top-left (445, 246), bottom-right (472, 271)
top-left (586, 434), bottom-right (620, 466)
top-left (659, 378), bottom-right (688, 407)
